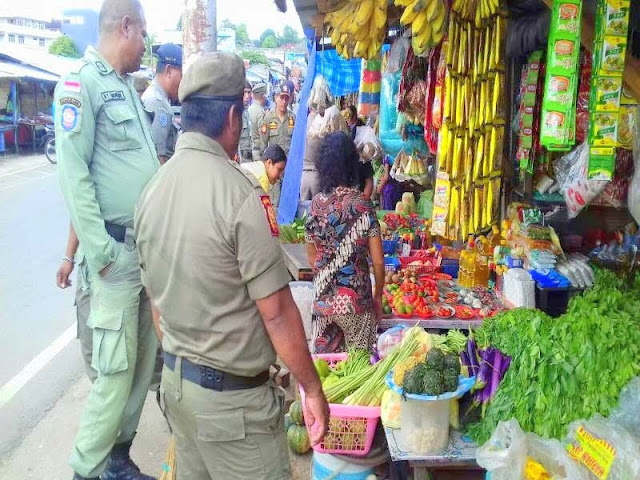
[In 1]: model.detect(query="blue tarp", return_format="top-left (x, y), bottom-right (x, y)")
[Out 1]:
top-left (315, 48), bottom-right (362, 97)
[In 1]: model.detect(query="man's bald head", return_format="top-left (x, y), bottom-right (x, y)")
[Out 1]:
top-left (99, 0), bottom-right (144, 36)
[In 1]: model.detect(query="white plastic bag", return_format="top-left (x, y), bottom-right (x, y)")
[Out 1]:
top-left (566, 414), bottom-right (640, 480)
top-left (307, 105), bottom-right (349, 140)
top-left (476, 419), bottom-right (528, 480)
top-left (608, 376), bottom-right (640, 441)
top-left (354, 125), bottom-right (382, 163)
top-left (554, 143), bottom-right (608, 219)
top-left (526, 434), bottom-right (590, 480)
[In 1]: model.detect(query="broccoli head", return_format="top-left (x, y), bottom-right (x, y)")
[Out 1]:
top-left (403, 364), bottom-right (430, 394)
top-left (426, 348), bottom-right (445, 370)
top-left (443, 354), bottom-right (461, 374)
top-left (443, 368), bottom-right (459, 392)
top-left (422, 371), bottom-right (444, 396)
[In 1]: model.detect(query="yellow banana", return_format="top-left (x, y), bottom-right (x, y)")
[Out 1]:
top-left (400, 0), bottom-right (425, 25)
top-left (473, 134), bottom-right (484, 181)
top-left (431, 1), bottom-right (447, 35)
top-left (355, 0), bottom-right (374, 27)
top-left (373, 0), bottom-right (387, 30)
top-left (426, 0), bottom-right (441, 21)
top-left (394, 0), bottom-right (415, 6)
top-left (412, 10), bottom-right (429, 34)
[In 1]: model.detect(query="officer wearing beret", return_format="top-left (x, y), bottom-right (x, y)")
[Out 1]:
top-left (259, 82), bottom-right (296, 156)
top-left (238, 80), bottom-right (253, 163)
top-left (248, 82), bottom-right (268, 161)
top-left (142, 42), bottom-right (182, 164)
top-left (55, 1), bottom-right (159, 479)
top-left (134, 52), bottom-right (329, 480)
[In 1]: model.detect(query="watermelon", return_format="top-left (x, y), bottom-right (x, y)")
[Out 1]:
top-left (288, 400), bottom-right (304, 426)
top-left (287, 424), bottom-right (311, 454)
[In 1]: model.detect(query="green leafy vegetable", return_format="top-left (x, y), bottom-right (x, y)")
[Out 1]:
top-left (467, 269), bottom-right (640, 443)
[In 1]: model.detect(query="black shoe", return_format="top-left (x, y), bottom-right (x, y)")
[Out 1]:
top-left (100, 440), bottom-right (156, 480)
top-left (72, 474), bottom-right (99, 480)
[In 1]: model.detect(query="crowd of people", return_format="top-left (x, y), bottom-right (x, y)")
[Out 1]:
top-left (52, 1), bottom-right (384, 479)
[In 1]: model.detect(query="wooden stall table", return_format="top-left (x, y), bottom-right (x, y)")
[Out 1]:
top-left (281, 243), bottom-right (313, 281)
top-left (385, 427), bottom-right (481, 480)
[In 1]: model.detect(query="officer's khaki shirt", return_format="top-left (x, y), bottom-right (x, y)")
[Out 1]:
top-left (248, 101), bottom-right (266, 152)
top-left (259, 110), bottom-right (295, 155)
top-left (134, 132), bottom-right (291, 377)
top-left (141, 79), bottom-right (177, 158)
top-left (55, 46), bottom-right (159, 274)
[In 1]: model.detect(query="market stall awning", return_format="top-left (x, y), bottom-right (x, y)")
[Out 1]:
top-left (291, 0), bottom-right (320, 36)
top-left (0, 61), bottom-right (59, 83)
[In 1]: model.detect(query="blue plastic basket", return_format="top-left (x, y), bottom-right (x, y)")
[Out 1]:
top-left (384, 256), bottom-right (400, 273)
top-left (383, 239), bottom-right (398, 255)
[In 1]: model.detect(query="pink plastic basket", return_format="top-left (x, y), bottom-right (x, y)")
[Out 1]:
top-left (299, 353), bottom-right (381, 456)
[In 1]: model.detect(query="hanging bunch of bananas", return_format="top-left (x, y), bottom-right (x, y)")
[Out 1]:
top-left (325, 0), bottom-right (387, 60)
top-left (433, 0), bottom-right (506, 240)
top-left (394, 0), bottom-right (447, 56)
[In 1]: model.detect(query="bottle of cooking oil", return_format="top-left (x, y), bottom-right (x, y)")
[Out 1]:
top-left (488, 225), bottom-right (502, 252)
top-left (460, 237), bottom-right (477, 288)
top-left (474, 237), bottom-right (489, 288)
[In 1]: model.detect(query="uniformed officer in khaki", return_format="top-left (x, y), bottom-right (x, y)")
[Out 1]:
top-left (238, 80), bottom-right (253, 163)
top-left (134, 52), bottom-right (329, 480)
top-left (142, 42), bottom-right (182, 164)
top-left (248, 82), bottom-right (268, 161)
top-left (259, 82), bottom-right (296, 155)
top-left (55, 1), bottom-right (159, 479)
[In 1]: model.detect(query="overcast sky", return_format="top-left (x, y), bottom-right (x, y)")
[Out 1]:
top-left (38, 0), bottom-right (303, 38)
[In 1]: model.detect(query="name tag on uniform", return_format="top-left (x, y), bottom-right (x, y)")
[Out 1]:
top-left (260, 195), bottom-right (279, 237)
top-left (101, 90), bottom-right (126, 102)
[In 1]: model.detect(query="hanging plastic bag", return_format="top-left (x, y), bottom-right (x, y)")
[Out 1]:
top-left (385, 37), bottom-right (409, 75)
top-left (354, 125), bottom-right (383, 163)
top-left (566, 414), bottom-right (640, 480)
top-left (417, 190), bottom-right (434, 219)
top-left (476, 419), bottom-right (528, 480)
top-left (526, 434), bottom-right (590, 480)
top-left (608, 377), bottom-right (640, 441)
top-left (553, 143), bottom-right (608, 219)
top-left (628, 108), bottom-right (640, 224)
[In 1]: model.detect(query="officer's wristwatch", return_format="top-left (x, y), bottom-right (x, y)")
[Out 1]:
top-left (62, 256), bottom-right (75, 265)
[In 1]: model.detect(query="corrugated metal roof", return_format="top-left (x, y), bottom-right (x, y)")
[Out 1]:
top-left (0, 60), bottom-right (59, 82)
top-left (0, 44), bottom-right (81, 77)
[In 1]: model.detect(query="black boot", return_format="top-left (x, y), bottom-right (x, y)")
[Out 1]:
top-left (100, 440), bottom-right (156, 480)
top-left (72, 474), bottom-right (99, 480)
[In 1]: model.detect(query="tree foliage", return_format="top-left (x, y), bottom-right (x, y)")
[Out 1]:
top-left (261, 35), bottom-right (277, 48)
top-left (259, 29), bottom-right (277, 46)
top-left (142, 34), bottom-right (157, 68)
top-left (221, 18), bottom-right (236, 30)
top-left (241, 50), bottom-right (269, 65)
top-left (49, 35), bottom-right (81, 58)
top-left (278, 25), bottom-right (301, 46)
top-left (236, 24), bottom-right (250, 46)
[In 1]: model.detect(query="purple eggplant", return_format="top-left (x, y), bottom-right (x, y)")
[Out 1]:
top-left (474, 347), bottom-right (495, 393)
top-left (466, 338), bottom-right (480, 377)
top-left (487, 349), bottom-right (504, 402)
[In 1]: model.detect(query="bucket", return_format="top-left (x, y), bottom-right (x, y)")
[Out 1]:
top-left (311, 452), bottom-right (376, 480)
top-left (289, 281), bottom-right (314, 341)
top-left (385, 373), bottom-right (476, 455)
top-left (398, 396), bottom-right (450, 455)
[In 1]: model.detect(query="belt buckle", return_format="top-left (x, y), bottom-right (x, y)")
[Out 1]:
top-left (200, 366), bottom-right (224, 391)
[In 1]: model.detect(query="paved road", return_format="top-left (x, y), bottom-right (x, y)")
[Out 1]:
top-left (0, 154), bottom-right (84, 457)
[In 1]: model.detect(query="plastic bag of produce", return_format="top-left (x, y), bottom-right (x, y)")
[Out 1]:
top-left (381, 389), bottom-right (402, 429)
top-left (476, 419), bottom-right (528, 480)
top-left (608, 377), bottom-right (640, 441)
top-left (526, 434), bottom-right (589, 480)
top-left (553, 143), bottom-right (608, 219)
top-left (566, 414), bottom-right (640, 480)
top-left (354, 125), bottom-right (382, 163)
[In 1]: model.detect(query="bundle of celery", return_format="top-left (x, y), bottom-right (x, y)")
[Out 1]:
top-left (323, 327), bottom-right (423, 406)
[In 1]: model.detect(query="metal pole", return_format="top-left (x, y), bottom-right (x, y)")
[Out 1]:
top-left (182, 0), bottom-right (217, 73)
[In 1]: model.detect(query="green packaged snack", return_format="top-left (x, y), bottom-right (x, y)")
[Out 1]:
top-left (587, 146), bottom-right (616, 180)
top-left (546, 74), bottom-right (576, 106)
top-left (555, 1), bottom-right (582, 35)
top-left (549, 38), bottom-right (580, 73)
top-left (593, 76), bottom-right (622, 111)
top-left (603, 0), bottom-right (631, 37)
top-left (590, 112), bottom-right (618, 146)
top-left (597, 35), bottom-right (627, 75)
top-left (541, 110), bottom-right (571, 146)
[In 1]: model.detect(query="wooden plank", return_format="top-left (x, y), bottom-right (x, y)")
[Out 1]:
top-left (541, 0), bottom-right (640, 102)
top-left (281, 243), bottom-right (313, 281)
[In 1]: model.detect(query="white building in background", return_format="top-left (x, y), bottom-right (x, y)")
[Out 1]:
top-left (0, 6), bottom-right (60, 51)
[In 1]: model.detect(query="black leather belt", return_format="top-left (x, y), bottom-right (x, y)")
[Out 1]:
top-left (241, 150), bottom-right (252, 158)
top-left (105, 222), bottom-right (127, 243)
top-left (163, 352), bottom-right (269, 391)
top-left (302, 168), bottom-right (316, 172)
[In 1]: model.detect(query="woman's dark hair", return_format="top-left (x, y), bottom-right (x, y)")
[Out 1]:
top-left (262, 144), bottom-right (287, 164)
top-left (316, 131), bottom-right (361, 193)
top-left (181, 97), bottom-right (243, 138)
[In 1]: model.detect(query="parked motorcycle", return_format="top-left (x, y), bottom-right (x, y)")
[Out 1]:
top-left (42, 124), bottom-right (56, 164)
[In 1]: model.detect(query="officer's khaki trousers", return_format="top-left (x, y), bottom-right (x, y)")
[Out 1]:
top-left (160, 363), bottom-right (292, 480)
top-left (70, 241), bottom-right (158, 478)
top-left (75, 272), bottom-right (96, 383)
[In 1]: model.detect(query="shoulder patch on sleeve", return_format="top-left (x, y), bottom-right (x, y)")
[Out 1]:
top-left (259, 195), bottom-right (279, 237)
top-left (60, 103), bottom-right (80, 132)
top-left (261, 123), bottom-right (268, 134)
top-left (288, 116), bottom-right (295, 127)
top-left (63, 80), bottom-right (82, 94)
top-left (158, 112), bottom-right (168, 127)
